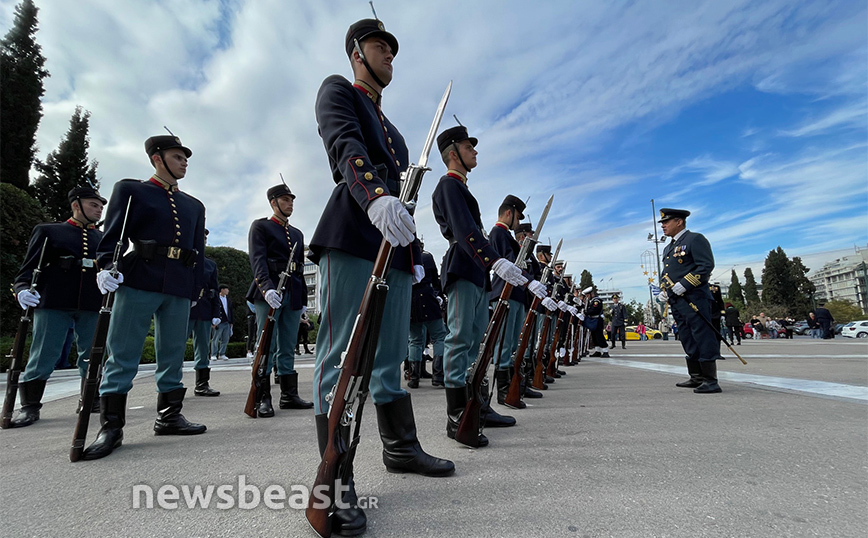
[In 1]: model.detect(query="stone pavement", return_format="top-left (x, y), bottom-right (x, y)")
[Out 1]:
top-left (1, 337), bottom-right (865, 537)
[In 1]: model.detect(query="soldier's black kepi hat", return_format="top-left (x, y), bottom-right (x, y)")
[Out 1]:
top-left (516, 223), bottom-right (534, 234)
top-left (536, 244), bottom-right (551, 254)
top-left (437, 126), bottom-right (478, 153)
top-left (68, 186), bottom-right (106, 205)
top-left (345, 19), bottom-right (399, 58)
top-left (658, 208), bottom-right (690, 222)
top-left (145, 135), bottom-right (192, 158)
top-left (500, 194), bottom-right (526, 220)
top-left (267, 184), bottom-right (296, 201)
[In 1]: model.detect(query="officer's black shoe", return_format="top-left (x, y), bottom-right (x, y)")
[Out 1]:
top-left (75, 378), bottom-right (101, 414)
top-left (495, 369), bottom-right (525, 409)
top-left (81, 393), bottom-right (126, 460)
top-left (445, 387), bottom-right (487, 447)
top-left (420, 359), bottom-right (433, 379)
top-left (257, 376), bottom-right (275, 417)
top-left (10, 379), bottom-right (47, 428)
top-left (676, 359), bottom-right (704, 388)
top-left (545, 375), bottom-right (555, 384)
top-left (154, 388), bottom-right (207, 435)
top-left (522, 374), bottom-right (543, 398)
top-left (407, 361), bottom-right (421, 389)
top-left (694, 361), bottom-right (722, 394)
top-left (314, 414), bottom-right (367, 535)
top-left (376, 394), bottom-right (455, 476)
top-left (590, 351), bottom-right (602, 357)
top-left (601, 352), bottom-right (610, 358)
top-left (556, 369), bottom-right (566, 376)
top-left (431, 355), bottom-right (445, 387)
top-left (278, 373), bottom-right (314, 409)
top-left (194, 368), bottom-right (220, 397)
top-left (482, 396), bottom-right (516, 428)
top-left (621, 344), bottom-right (626, 349)
top-left (609, 343), bottom-right (615, 349)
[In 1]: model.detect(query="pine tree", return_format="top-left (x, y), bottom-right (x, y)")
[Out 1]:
top-left (761, 247), bottom-right (792, 309)
top-left (743, 267), bottom-right (760, 306)
top-left (0, 0), bottom-right (49, 190)
top-left (790, 256), bottom-right (816, 317)
top-left (31, 107), bottom-right (99, 222)
top-left (728, 269), bottom-right (744, 305)
top-left (579, 269), bottom-right (595, 294)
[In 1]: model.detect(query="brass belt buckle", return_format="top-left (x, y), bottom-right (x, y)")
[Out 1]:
top-left (167, 247), bottom-right (181, 260)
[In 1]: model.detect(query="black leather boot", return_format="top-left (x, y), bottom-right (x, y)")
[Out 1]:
top-left (495, 369), bottom-right (524, 409)
top-left (314, 413), bottom-right (366, 536)
top-left (10, 379), bottom-right (46, 428)
top-left (257, 375), bottom-right (275, 417)
top-left (194, 368), bottom-right (220, 397)
top-left (522, 375), bottom-right (543, 399)
top-left (75, 378), bottom-right (100, 414)
top-left (445, 386), bottom-right (487, 447)
top-left (407, 361), bottom-right (421, 389)
top-left (676, 359), bottom-right (704, 388)
top-left (153, 388), bottom-right (207, 435)
top-left (278, 373), bottom-right (313, 409)
top-left (375, 393), bottom-right (455, 476)
top-left (81, 393), bottom-right (126, 460)
top-left (694, 361), bottom-right (722, 393)
top-left (420, 358), bottom-right (432, 379)
top-left (431, 355), bottom-right (444, 387)
top-left (482, 395), bottom-right (516, 428)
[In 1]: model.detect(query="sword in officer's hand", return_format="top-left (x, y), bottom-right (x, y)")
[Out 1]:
top-left (661, 275), bottom-right (747, 365)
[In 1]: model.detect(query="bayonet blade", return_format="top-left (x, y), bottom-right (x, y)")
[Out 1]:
top-left (551, 238), bottom-right (563, 266)
top-left (417, 81), bottom-right (452, 170)
top-left (532, 195), bottom-right (554, 243)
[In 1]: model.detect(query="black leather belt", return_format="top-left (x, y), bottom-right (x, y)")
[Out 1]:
top-left (133, 241), bottom-right (197, 267)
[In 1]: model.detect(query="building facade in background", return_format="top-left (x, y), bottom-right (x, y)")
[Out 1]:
top-left (809, 250), bottom-right (868, 313)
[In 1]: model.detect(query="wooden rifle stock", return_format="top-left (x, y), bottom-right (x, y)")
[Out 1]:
top-left (244, 309), bottom-right (276, 417)
top-left (503, 296), bottom-right (542, 408)
top-left (1, 307), bottom-right (33, 430)
top-left (546, 310), bottom-right (566, 376)
top-left (531, 312), bottom-right (553, 389)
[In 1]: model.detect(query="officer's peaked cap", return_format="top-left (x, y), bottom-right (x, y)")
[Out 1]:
top-left (658, 208), bottom-right (690, 222)
top-left (437, 126), bottom-right (478, 153)
top-left (346, 19), bottom-right (399, 58)
top-left (145, 135), bottom-right (192, 158)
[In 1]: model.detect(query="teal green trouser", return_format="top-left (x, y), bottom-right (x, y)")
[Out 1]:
top-left (408, 318), bottom-right (447, 363)
top-left (443, 279), bottom-right (489, 388)
top-left (21, 309), bottom-right (98, 382)
top-left (189, 318), bottom-right (213, 370)
top-left (99, 287), bottom-right (190, 395)
top-left (312, 250), bottom-right (412, 414)
top-left (254, 298), bottom-right (302, 375)
top-left (494, 299), bottom-right (525, 370)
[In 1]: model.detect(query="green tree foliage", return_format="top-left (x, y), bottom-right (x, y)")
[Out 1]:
top-left (205, 245), bottom-right (253, 345)
top-left (789, 256), bottom-right (816, 316)
top-left (0, 183), bottom-right (47, 335)
top-left (0, 0), bottom-right (49, 190)
top-left (579, 269), bottom-right (595, 294)
top-left (625, 299), bottom-right (645, 325)
top-left (824, 299), bottom-right (863, 324)
top-left (743, 267), bottom-right (760, 306)
top-left (760, 247), bottom-right (817, 318)
top-left (728, 269), bottom-right (744, 305)
top-left (31, 106), bottom-right (99, 222)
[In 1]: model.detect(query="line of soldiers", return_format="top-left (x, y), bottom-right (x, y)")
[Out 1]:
top-left (4, 15), bottom-right (721, 536)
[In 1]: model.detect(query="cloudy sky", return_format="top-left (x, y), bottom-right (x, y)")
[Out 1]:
top-left (3, 0), bottom-right (866, 303)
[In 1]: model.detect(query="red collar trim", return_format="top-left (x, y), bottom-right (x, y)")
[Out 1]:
top-left (446, 170), bottom-right (467, 185)
top-left (494, 222), bottom-right (510, 231)
top-left (270, 216), bottom-right (287, 226)
top-left (149, 175), bottom-right (179, 193)
top-left (66, 218), bottom-right (95, 230)
top-left (353, 80), bottom-right (381, 105)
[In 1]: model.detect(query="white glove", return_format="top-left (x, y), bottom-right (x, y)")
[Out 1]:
top-left (492, 258), bottom-right (528, 287)
top-left (436, 296), bottom-right (443, 306)
top-left (656, 290), bottom-right (669, 303)
top-left (578, 312), bottom-right (585, 321)
top-left (17, 289), bottom-right (40, 309)
top-left (413, 265), bottom-right (425, 284)
top-left (541, 297), bottom-right (558, 311)
top-left (96, 270), bottom-right (123, 294)
top-left (211, 317), bottom-right (221, 326)
top-left (568, 306), bottom-right (578, 316)
top-left (367, 196), bottom-right (416, 247)
top-left (672, 282), bottom-right (687, 296)
top-left (557, 300), bottom-right (569, 312)
top-left (264, 289), bottom-right (283, 309)
top-left (526, 279), bottom-right (547, 299)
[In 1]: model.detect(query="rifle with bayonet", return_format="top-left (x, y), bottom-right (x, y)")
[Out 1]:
top-left (503, 197), bottom-right (554, 409)
top-left (546, 263), bottom-right (568, 377)
top-left (531, 239), bottom-right (562, 390)
top-left (245, 242), bottom-right (298, 418)
top-left (306, 81), bottom-right (451, 538)
top-left (1, 238), bottom-right (49, 430)
top-left (69, 198), bottom-right (131, 459)
top-left (564, 283), bottom-right (580, 366)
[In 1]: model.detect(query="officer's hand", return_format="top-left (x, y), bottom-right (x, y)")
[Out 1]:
top-left (492, 259), bottom-right (528, 287)
top-left (672, 282), bottom-right (687, 296)
top-left (526, 279), bottom-right (547, 299)
top-left (264, 289), bottom-right (283, 309)
top-left (656, 290), bottom-right (669, 303)
top-left (413, 264), bottom-right (425, 284)
top-left (557, 300), bottom-right (569, 312)
top-left (212, 317), bottom-right (221, 327)
top-left (96, 270), bottom-right (123, 294)
top-left (367, 196), bottom-right (416, 247)
top-left (541, 297), bottom-right (558, 311)
top-left (17, 289), bottom-right (40, 309)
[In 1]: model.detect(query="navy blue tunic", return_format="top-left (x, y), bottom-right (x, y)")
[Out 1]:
top-left (488, 223), bottom-right (526, 304)
top-left (246, 217), bottom-right (307, 310)
top-left (190, 257), bottom-right (219, 321)
top-left (410, 250), bottom-right (443, 323)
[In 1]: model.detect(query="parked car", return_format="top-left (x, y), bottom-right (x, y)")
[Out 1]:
top-left (624, 325), bottom-right (662, 340)
top-left (841, 320), bottom-right (868, 338)
top-left (792, 321), bottom-right (810, 335)
top-left (834, 323), bottom-right (846, 335)
top-left (743, 323), bottom-right (754, 339)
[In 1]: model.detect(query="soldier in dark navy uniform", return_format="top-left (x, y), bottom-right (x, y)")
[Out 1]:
top-left (189, 230), bottom-right (220, 397)
top-left (10, 187), bottom-right (106, 427)
top-left (432, 126), bottom-right (549, 446)
top-left (513, 224), bottom-right (546, 398)
top-left (246, 184), bottom-right (313, 416)
top-left (584, 291), bottom-right (609, 357)
top-left (656, 208), bottom-right (722, 394)
top-left (310, 17), bottom-right (454, 536)
top-left (407, 240), bottom-right (447, 388)
top-left (82, 135), bottom-right (207, 460)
